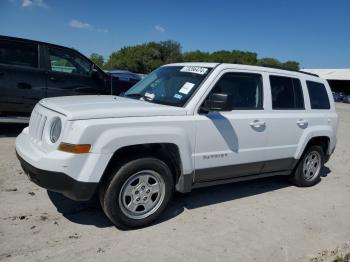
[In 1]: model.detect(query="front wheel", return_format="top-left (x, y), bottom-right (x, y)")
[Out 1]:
top-left (100, 158), bottom-right (174, 228)
top-left (290, 145), bottom-right (324, 187)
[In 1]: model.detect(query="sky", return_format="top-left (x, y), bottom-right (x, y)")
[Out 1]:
top-left (1, 0), bottom-right (349, 68)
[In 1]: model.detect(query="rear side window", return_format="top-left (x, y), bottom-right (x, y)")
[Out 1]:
top-left (306, 81), bottom-right (330, 109)
top-left (0, 39), bottom-right (38, 68)
top-left (210, 73), bottom-right (263, 110)
top-left (270, 75), bottom-right (304, 110)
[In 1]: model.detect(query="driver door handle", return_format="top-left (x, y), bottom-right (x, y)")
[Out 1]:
top-left (47, 73), bottom-right (66, 82)
top-left (250, 120), bottom-right (266, 128)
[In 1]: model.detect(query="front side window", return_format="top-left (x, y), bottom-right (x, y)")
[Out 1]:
top-left (124, 66), bottom-right (212, 107)
top-left (209, 73), bottom-right (263, 110)
top-left (270, 75), bottom-right (304, 109)
top-left (48, 47), bottom-right (92, 76)
top-left (0, 39), bottom-right (38, 68)
top-left (306, 81), bottom-right (330, 109)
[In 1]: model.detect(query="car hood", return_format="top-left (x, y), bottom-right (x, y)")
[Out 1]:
top-left (39, 95), bottom-right (187, 120)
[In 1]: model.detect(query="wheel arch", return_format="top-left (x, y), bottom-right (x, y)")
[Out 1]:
top-left (99, 143), bottom-right (184, 187)
top-left (296, 135), bottom-right (330, 160)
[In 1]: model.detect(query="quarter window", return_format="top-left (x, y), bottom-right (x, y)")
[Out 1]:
top-left (209, 73), bottom-right (263, 110)
top-left (48, 47), bottom-right (91, 76)
top-left (306, 81), bottom-right (330, 109)
top-left (270, 75), bottom-right (304, 109)
top-left (0, 40), bottom-right (38, 68)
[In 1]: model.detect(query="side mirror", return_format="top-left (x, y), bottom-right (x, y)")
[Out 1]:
top-left (202, 93), bottom-right (232, 112)
top-left (91, 65), bottom-right (100, 78)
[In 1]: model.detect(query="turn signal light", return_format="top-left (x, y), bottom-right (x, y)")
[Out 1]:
top-left (58, 143), bottom-right (91, 154)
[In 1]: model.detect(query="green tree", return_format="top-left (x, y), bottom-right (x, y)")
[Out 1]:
top-left (281, 61), bottom-right (300, 71)
top-left (257, 58), bottom-right (300, 70)
top-left (104, 40), bottom-right (182, 73)
top-left (184, 50), bottom-right (257, 65)
top-left (210, 50), bottom-right (257, 64)
top-left (183, 50), bottom-right (210, 62)
top-left (257, 57), bottom-right (281, 67)
top-left (90, 53), bottom-right (104, 68)
top-left (104, 40), bottom-right (300, 73)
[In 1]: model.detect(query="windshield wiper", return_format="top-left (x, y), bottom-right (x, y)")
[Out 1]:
top-left (123, 93), bottom-right (153, 102)
top-left (124, 93), bottom-right (143, 99)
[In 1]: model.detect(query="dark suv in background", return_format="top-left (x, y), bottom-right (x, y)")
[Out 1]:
top-left (0, 36), bottom-right (139, 119)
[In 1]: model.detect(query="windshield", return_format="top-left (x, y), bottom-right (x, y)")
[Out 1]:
top-left (124, 66), bottom-right (212, 107)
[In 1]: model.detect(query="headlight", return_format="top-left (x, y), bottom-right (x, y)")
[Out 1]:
top-left (50, 117), bottom-right (62, 143)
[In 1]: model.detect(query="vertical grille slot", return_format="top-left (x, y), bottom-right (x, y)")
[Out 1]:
top-left (39, 116), bottom-right (47, 140)
top-left (35, 114), bottom-right (42, 140)
top-left (29, 108), bottom-right (47, 142)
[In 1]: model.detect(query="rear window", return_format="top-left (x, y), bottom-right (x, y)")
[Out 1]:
top-left (306, 81), bottom-right (330, 109)
top-left (270, 75), bottom-right (304, 109)
top-left (0, 39), bottom-right (38, 68)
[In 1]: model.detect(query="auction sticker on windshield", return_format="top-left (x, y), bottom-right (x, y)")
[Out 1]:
top-left (174, 94), bottom-right (183, 99)
top-left (179, 82), bottom-right (195, 95)
top-left (180, 66), bottom-right (208, 75)
top-left (144, 92), bottom-right (155, 100)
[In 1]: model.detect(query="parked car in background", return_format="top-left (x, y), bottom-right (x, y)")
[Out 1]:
top-left (332, 91), bottom-right (345, 102)
top-left (342, 95), bottom-right (350, 103)
top-left (0, 36), bottom-right (133, 119)
top-left (107, 70), bottom-right (141, 93)
top-left (109, 70), bottom-right (142, 82)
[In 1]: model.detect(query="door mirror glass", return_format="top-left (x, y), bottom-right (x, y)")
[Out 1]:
top-left (202, 93), bottom-right (232, 112)
top-left (91, 65), bottom-right (99, 76)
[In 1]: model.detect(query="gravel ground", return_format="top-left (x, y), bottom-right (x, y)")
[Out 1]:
top-left (0, 103), bottom-right (350, 262)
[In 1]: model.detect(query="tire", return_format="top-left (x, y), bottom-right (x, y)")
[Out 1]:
top-left (100, 157), bottom-right (174, 228)
top-left (290, 145), bottom-right (324, 187)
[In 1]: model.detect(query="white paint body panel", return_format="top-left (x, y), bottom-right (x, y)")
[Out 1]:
top-left (16, 63), bottom-right (338, 185)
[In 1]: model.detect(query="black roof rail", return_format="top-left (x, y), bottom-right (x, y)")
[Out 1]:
top-left (260, 64), bottom-right (319, 77)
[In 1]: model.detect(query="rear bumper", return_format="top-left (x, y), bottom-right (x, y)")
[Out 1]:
top-left (16, 152), bottom-right (98, 201)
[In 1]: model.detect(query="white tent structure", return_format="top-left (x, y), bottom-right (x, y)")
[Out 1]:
top-left (302, 69), bottom-right (350, 94)
top-left (301, 69), bottom-right (350, 81)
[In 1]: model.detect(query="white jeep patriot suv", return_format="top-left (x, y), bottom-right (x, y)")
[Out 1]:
top-left (16, 63), bottom-right (338, 228)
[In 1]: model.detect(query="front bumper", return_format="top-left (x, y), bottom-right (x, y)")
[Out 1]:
top-left (15, 128), bottom-right (107, 201)
top-left (16, 152), bottom-right (98, 201)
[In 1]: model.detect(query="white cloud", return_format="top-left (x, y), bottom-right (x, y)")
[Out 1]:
top-left (97, 28), bottom-right (109, 33)
top-left (69, 19), bottom-right (92, 30)
top-left (20, 0), bottom-right (47, 8)
top-left (68, 19), bottom-right (108, 33)
top-left (155, 25), bottom-right (166, 33)
top-left (21, 0), bottom-right (32, 7)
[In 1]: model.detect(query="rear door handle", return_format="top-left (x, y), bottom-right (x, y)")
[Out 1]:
top-left (250, 120), bottom-right (266, 128)
top-left (48, 75), bottom-right (66, 82)
top-left (49, 76), bottom-right (60, 81)
top-left (296, 119), bottom-right (308, 127)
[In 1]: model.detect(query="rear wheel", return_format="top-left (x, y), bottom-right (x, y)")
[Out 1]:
top-left (100, 158), bottom-right (174, 228)
top-left (290, 145), bottom-right (324, 187)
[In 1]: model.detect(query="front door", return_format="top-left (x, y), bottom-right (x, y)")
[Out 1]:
top-left (194, 71), bottom-right (268, 182)
top-left (44, 46), bottom-right (106, 98)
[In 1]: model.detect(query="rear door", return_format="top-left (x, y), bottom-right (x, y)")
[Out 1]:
top-left (0, 39), bottom-right (45, 116)
top-left (44, 46), bottom-right (107, 98)
top-left (261, 75), bottom-right (306, 172)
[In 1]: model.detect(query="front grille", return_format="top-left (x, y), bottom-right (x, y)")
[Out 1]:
top-left (29, 109), bottom-right (47, 141)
